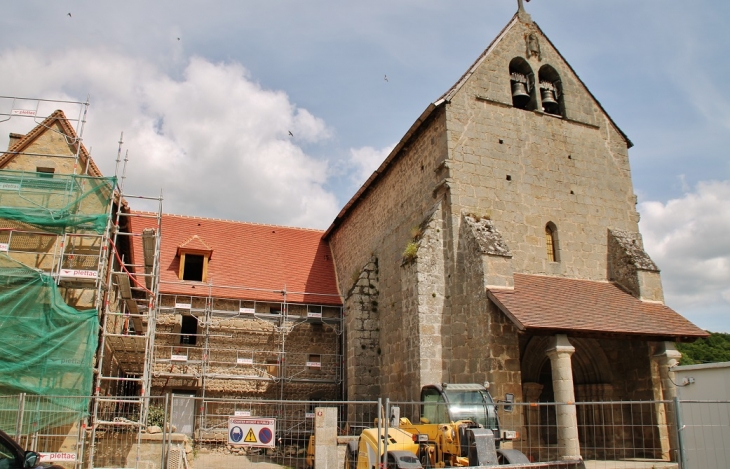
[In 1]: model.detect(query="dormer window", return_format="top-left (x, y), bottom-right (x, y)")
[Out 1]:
top-left (177, 235), bottom-right (213, 282)
top-left (538, 65), bottom-right (564, 117)
top-left (509, 57), bottom-right (536, 110)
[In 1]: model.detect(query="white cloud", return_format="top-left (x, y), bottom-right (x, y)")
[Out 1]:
top-left (0, 48), bottom-right (338, 229)
top-left (639, 180), bottom-right (730, 332)
top-left (348, 144), bottom-right (395, 188)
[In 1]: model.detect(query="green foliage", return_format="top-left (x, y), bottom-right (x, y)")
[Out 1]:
top-left (676, 332), bottom-right (730, 365)
top-left (402, 241), bottom-right (418, 263)
top-left (147, 406), bottom-right (166, 427)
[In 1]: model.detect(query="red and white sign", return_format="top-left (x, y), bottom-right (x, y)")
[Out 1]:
top-left (11, 109), bottom-right (37, 117)
top-left (39, 452), bottom-right (76, 462)
top-left (306, 361), bottom-right (322, 368)
top-left (0, 243), bottom-right (8, 252)
top-left (228, 417), bottom-right (276, 448)
top-left (60, 269), bottom-right (98, 279)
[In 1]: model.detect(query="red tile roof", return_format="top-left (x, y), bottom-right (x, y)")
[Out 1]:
top-left (488, 274), bottom-right (707, 340)
top-left (130, 213), bottom-right (341, 306)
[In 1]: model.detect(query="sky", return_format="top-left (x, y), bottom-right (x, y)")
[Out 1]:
top-left (0, 1), bottom-right (728, 332)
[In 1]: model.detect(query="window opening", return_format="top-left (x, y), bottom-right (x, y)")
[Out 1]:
top-left (538, 65), bottom-right (564, 117)
top-left (546, 224), bottom-right (557, 262)
top-left (266, 359), bottom-right (279, 377)
top-left (180, 315), bottom-right (197, 345)
top-left (509, 57), bottom-right (536, 110)
top-left (307, 354), bottom-right (322, 370)
top-left (36, 167), bottom-right (55, 178)
top-left (182, 254), bottom-right (204, 281)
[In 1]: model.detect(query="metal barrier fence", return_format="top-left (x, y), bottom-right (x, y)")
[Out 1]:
top-left (0, 395), bottom-right (728, 469)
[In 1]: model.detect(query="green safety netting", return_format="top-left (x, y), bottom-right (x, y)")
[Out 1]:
top-left (0, 255), bottom-right (98, 433)
top-left (0, 170), bottom-right (116, 234)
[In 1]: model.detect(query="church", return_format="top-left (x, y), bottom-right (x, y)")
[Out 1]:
top-left (0, 3), bottom-right (708, 465)
top-left (324, 5), bottom-right (706, 461)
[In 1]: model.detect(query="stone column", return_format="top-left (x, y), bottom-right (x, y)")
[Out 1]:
top-left (654, 342), bottom-right (682, 461)
top-left (546, 334), bottom-right (581, 461)
top-left (522, 382), bottom-right (544, 448)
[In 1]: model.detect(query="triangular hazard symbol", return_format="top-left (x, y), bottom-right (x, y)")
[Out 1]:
top-left (245, 428), bottom-right (257, 443)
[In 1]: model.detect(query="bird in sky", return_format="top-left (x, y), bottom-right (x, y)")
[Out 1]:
top-left (288, 131), bottom-right (293, 137)
top-left (67, 13), bottom-right (72, 17)
top-left (177, 37), bottom-right (180, 41)
top-left (384, 75), bottom-right (388, 82)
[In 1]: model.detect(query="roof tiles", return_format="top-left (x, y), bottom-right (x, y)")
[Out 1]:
top-left (488, 274), bottom-right (707, 340)
top-left (131, 213), bottom-right (341, 306)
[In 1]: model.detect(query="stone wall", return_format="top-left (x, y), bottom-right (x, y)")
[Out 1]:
top-left (344, 257), bottom-right (381, 400)
top-left (151, 297), bottom-right (341, 400)
top-left (328, 108), bottom-right (449, 400)
top-left (607, 229), bottom-right (664, 302)
top-left (445, 17), bottom-right (641, 282)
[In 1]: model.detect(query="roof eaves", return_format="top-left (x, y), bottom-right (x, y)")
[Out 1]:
top-left (324, 102), bottom-right (439, 239)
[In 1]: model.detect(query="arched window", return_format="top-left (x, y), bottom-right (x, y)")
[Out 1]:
top-left (538, 65), bottom-right (564, 117)
top-left (545, 223), bottom-right (558, 262)
top-left (509, 57), bottom-right (536, 110)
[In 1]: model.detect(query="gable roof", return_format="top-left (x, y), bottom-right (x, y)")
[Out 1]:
top-left (0, 109), bottom-right (103, 176)
top-left (488, 274), bottom-right (708, 341)
top-left (325, 13), bottom-right (632, 239)
top-left (131, 213), bottom-right (342, 306)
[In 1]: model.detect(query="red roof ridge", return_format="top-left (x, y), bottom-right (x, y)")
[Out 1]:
top-left (132, 211), bottom-right (326, 233)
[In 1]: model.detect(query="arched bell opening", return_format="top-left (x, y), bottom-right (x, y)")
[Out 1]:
top-left (509, 57), bottom-right (537, 110)
top-left (538, 65), bottom-right (564, 117)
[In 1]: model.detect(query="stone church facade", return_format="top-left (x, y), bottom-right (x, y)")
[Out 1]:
top-left (325, 10), bottom-right (706, 460)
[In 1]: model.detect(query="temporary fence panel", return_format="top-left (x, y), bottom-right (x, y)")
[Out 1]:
top-left (677, 400), bottom-right (730, 469)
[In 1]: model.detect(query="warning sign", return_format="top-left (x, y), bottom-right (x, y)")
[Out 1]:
top-left (228, 417), bottom-right (276, 448)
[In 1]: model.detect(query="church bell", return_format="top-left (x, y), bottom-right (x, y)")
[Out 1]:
top-left (540, 87), bottom-right (558, 106)
top-left (511, 81), bottom-right (530, 108)
top-left (511, 81), bottom-right (530, 101)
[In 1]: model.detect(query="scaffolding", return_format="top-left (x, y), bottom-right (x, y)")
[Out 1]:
top-left (0, 97), bottom-right (164, 469)
top-left (87, 141), bottom-right (163, 469)
top-left (151, 282), bottom-right (344, 441)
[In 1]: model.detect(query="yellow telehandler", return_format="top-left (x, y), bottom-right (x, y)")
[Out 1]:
top-left (345, 383), bottom-right (585, 469)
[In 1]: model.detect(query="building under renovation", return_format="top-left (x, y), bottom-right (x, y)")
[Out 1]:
top-left (0, 4), bottom-right (712, 466)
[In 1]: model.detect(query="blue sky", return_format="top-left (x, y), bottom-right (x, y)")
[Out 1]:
top-left (0, 1), bottom-right (728, 332)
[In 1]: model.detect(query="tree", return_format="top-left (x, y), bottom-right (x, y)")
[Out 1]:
top-left (676, 332), bottom-right (730, 365)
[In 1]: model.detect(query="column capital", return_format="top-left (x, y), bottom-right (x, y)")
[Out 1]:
top-left (546, 334), bottom-right (575, 359)
top-left (654, 341), bottom-right (682, 366)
